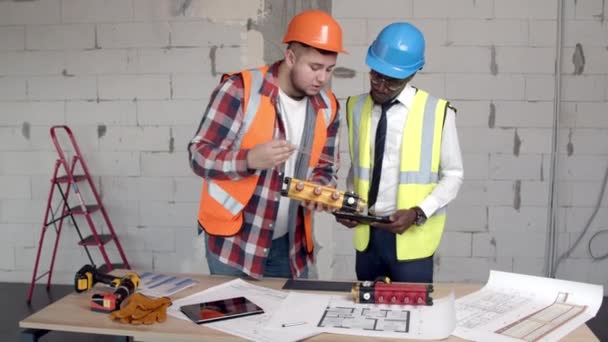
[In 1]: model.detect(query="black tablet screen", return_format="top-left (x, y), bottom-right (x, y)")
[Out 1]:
top-left (180, 296), bottom-right (264, 324)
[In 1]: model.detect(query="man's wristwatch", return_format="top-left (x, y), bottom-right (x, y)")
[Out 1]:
top-left (412, 207), bottom-right (427, 226)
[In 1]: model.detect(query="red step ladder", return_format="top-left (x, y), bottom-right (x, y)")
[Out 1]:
top-left (27, 125), bottom-right (130, 303)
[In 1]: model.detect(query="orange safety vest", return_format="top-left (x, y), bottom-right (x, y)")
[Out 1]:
top-left (197, 66), bottom-right (338, 253)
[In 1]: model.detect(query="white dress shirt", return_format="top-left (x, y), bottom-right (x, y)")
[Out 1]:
top-left (349, 84), bottom-right (464, 217)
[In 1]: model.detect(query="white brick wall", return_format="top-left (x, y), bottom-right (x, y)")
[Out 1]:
top-left (98, 75), bottom-right (171, 100)
top-left (448, 205), bottom-right (487, 233)
top-left (0, 0), bottom-right (61, 25)
top-left (137, 48), bottom-right (211, 73)
top-left (171, 74), bottom-right (216, 100)
top-left (65, 50), bottom-right (134, 75)
top-left (495, 47), bottom-right (556, 74)
top-left (525, 75), bottom-right (556, 101)
top-left (561, 75), bottom-right (607, 102)
top-left (447, 20), bottom-right (529, 46)
top-left (97, 23), bottom-right (170, 48)
top-left (171, 21), bottom-right (244, 47)
top-left (26, 24), bottom-right (95, 50)
top-left (0, 26), bottom-right (25, 51)
top-left (494, 0), bottom-right (558, 19)
top-left (368, 19), bottom-right (448, 46)
top-left (334, 0), bottom-right (414, 19)
top-left (65, 101), bottom-right (137, 126)
top-left (489, 154), bottom-right (543, 180)
top-left (529, 20), bottom-right (558, 47)
top-left (0, 77), bottom-right (27, 100)
top-left (446, 74), bottom-right (525, 100)
top-left (28, 76), bottom-right (98, 101)
top-left (0, 0), bottom-right (606, 295)
top-left (459, 127), bottom-right (514, 153)
top-left (0, 176), bottom-right (31, 199)
top-left (425, 46), bottom-right (490, 73)
top-left (61, 0), bottom-right (134, 23)
top-left (137, 100), bottom-right (206, 125)
top-left (413, 0), bottom-right (493, 18)
top-left (493, 101), bottom-right (554, 128)
top-left (0, 51), bottom-right (64, 76)
top-left (563, 20), bottom-right (608, 47)
top-left (568, 102), bottom-right (608, 128)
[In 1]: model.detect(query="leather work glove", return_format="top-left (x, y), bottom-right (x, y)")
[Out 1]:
top-left (109, 293), bottom-right (172, 325)
top-left (131, 302), bottom-right (170, 325)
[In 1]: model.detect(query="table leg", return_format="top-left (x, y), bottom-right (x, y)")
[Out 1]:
top-left (19, 328), bottom-right (49, 342)
top-left (19, 329), bottom-right (132, 342)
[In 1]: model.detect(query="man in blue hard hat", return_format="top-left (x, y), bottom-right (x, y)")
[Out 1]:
top-left (336, 22), bottom-right (464, 283)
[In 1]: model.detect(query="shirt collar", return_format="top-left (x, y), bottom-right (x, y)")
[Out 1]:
top-left (258, 61), bottom-right (329, 112)
top-left (394, 83), bottom-right (416, 110)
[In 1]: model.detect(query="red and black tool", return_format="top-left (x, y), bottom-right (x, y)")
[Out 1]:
top-left (74, 264), bottom-right (140, 312)
top-left (351, 277), bottom-right (433, 305)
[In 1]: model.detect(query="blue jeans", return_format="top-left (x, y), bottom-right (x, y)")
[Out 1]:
top-left (356, 227), bottom-right (433, 283)
top-left (205, 233), bottom-right (308, 279)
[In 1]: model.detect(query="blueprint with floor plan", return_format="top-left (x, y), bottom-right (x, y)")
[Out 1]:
top-left (453, 270), bottom-right (604, 342)
top-left (265, 290), bottom-right (457, 340)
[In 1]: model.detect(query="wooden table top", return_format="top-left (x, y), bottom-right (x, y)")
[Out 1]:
top-left (20, 272), bottom-right (598, 342)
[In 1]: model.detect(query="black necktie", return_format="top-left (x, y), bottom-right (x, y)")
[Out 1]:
top-left (368, 101), bottom-right (394, 209)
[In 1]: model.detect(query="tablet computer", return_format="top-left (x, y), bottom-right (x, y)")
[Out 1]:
top-left (333, 210), bottom-right (392, 225)
top-left (180, 296), bottom-right (264, 324)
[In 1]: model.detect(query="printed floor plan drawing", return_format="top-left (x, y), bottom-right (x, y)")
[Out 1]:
top-left (457, 289), bottom-right (531, 329)
top-left (457, 288), bottom-right (587, 341)
top-left (266, 289), bottom-right (457, 340)
top-left (318, 305), bottom-right (411, 333)
top-left (495, 299), bottom-right (586, 342)
top-left (453, 271), bottom-right (603, 342)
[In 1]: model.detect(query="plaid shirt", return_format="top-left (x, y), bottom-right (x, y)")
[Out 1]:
top-left (188, 61), bottom-right (340, 278)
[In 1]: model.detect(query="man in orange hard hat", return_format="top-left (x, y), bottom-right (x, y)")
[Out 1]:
top-left (188, 10), bottom-right (346, 279)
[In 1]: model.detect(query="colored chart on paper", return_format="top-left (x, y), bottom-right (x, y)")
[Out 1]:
top-left (138, 272), bottom-right (198, 297)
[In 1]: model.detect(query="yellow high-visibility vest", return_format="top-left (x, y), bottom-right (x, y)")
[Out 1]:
top-left (346, 90), bottom-right (447, 260)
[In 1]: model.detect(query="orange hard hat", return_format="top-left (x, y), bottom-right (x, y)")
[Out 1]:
top-left (282, 10), bottom-right (347, 54)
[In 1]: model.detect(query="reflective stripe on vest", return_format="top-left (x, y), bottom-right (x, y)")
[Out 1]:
top-left (234, 69), bottom-right (264, 149)
top-left (205, 68), bottom-right (265, 217)
top-left (318, 87), bottom-right (334, 126)
top-left (347, 90), bottom-right (447, 260)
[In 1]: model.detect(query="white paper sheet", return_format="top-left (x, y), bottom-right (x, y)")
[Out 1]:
top-left (453, 270), bottom-right (604, 342)
top-left (137, 272), bottom-right (198, 297)
top-left (167, 279), bottom-right (318, 342)
top-left (266, 290), bottom-right (457, 340)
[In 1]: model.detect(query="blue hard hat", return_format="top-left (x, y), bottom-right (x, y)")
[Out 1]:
top-left (366, 23), bottom-right (425, 80)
